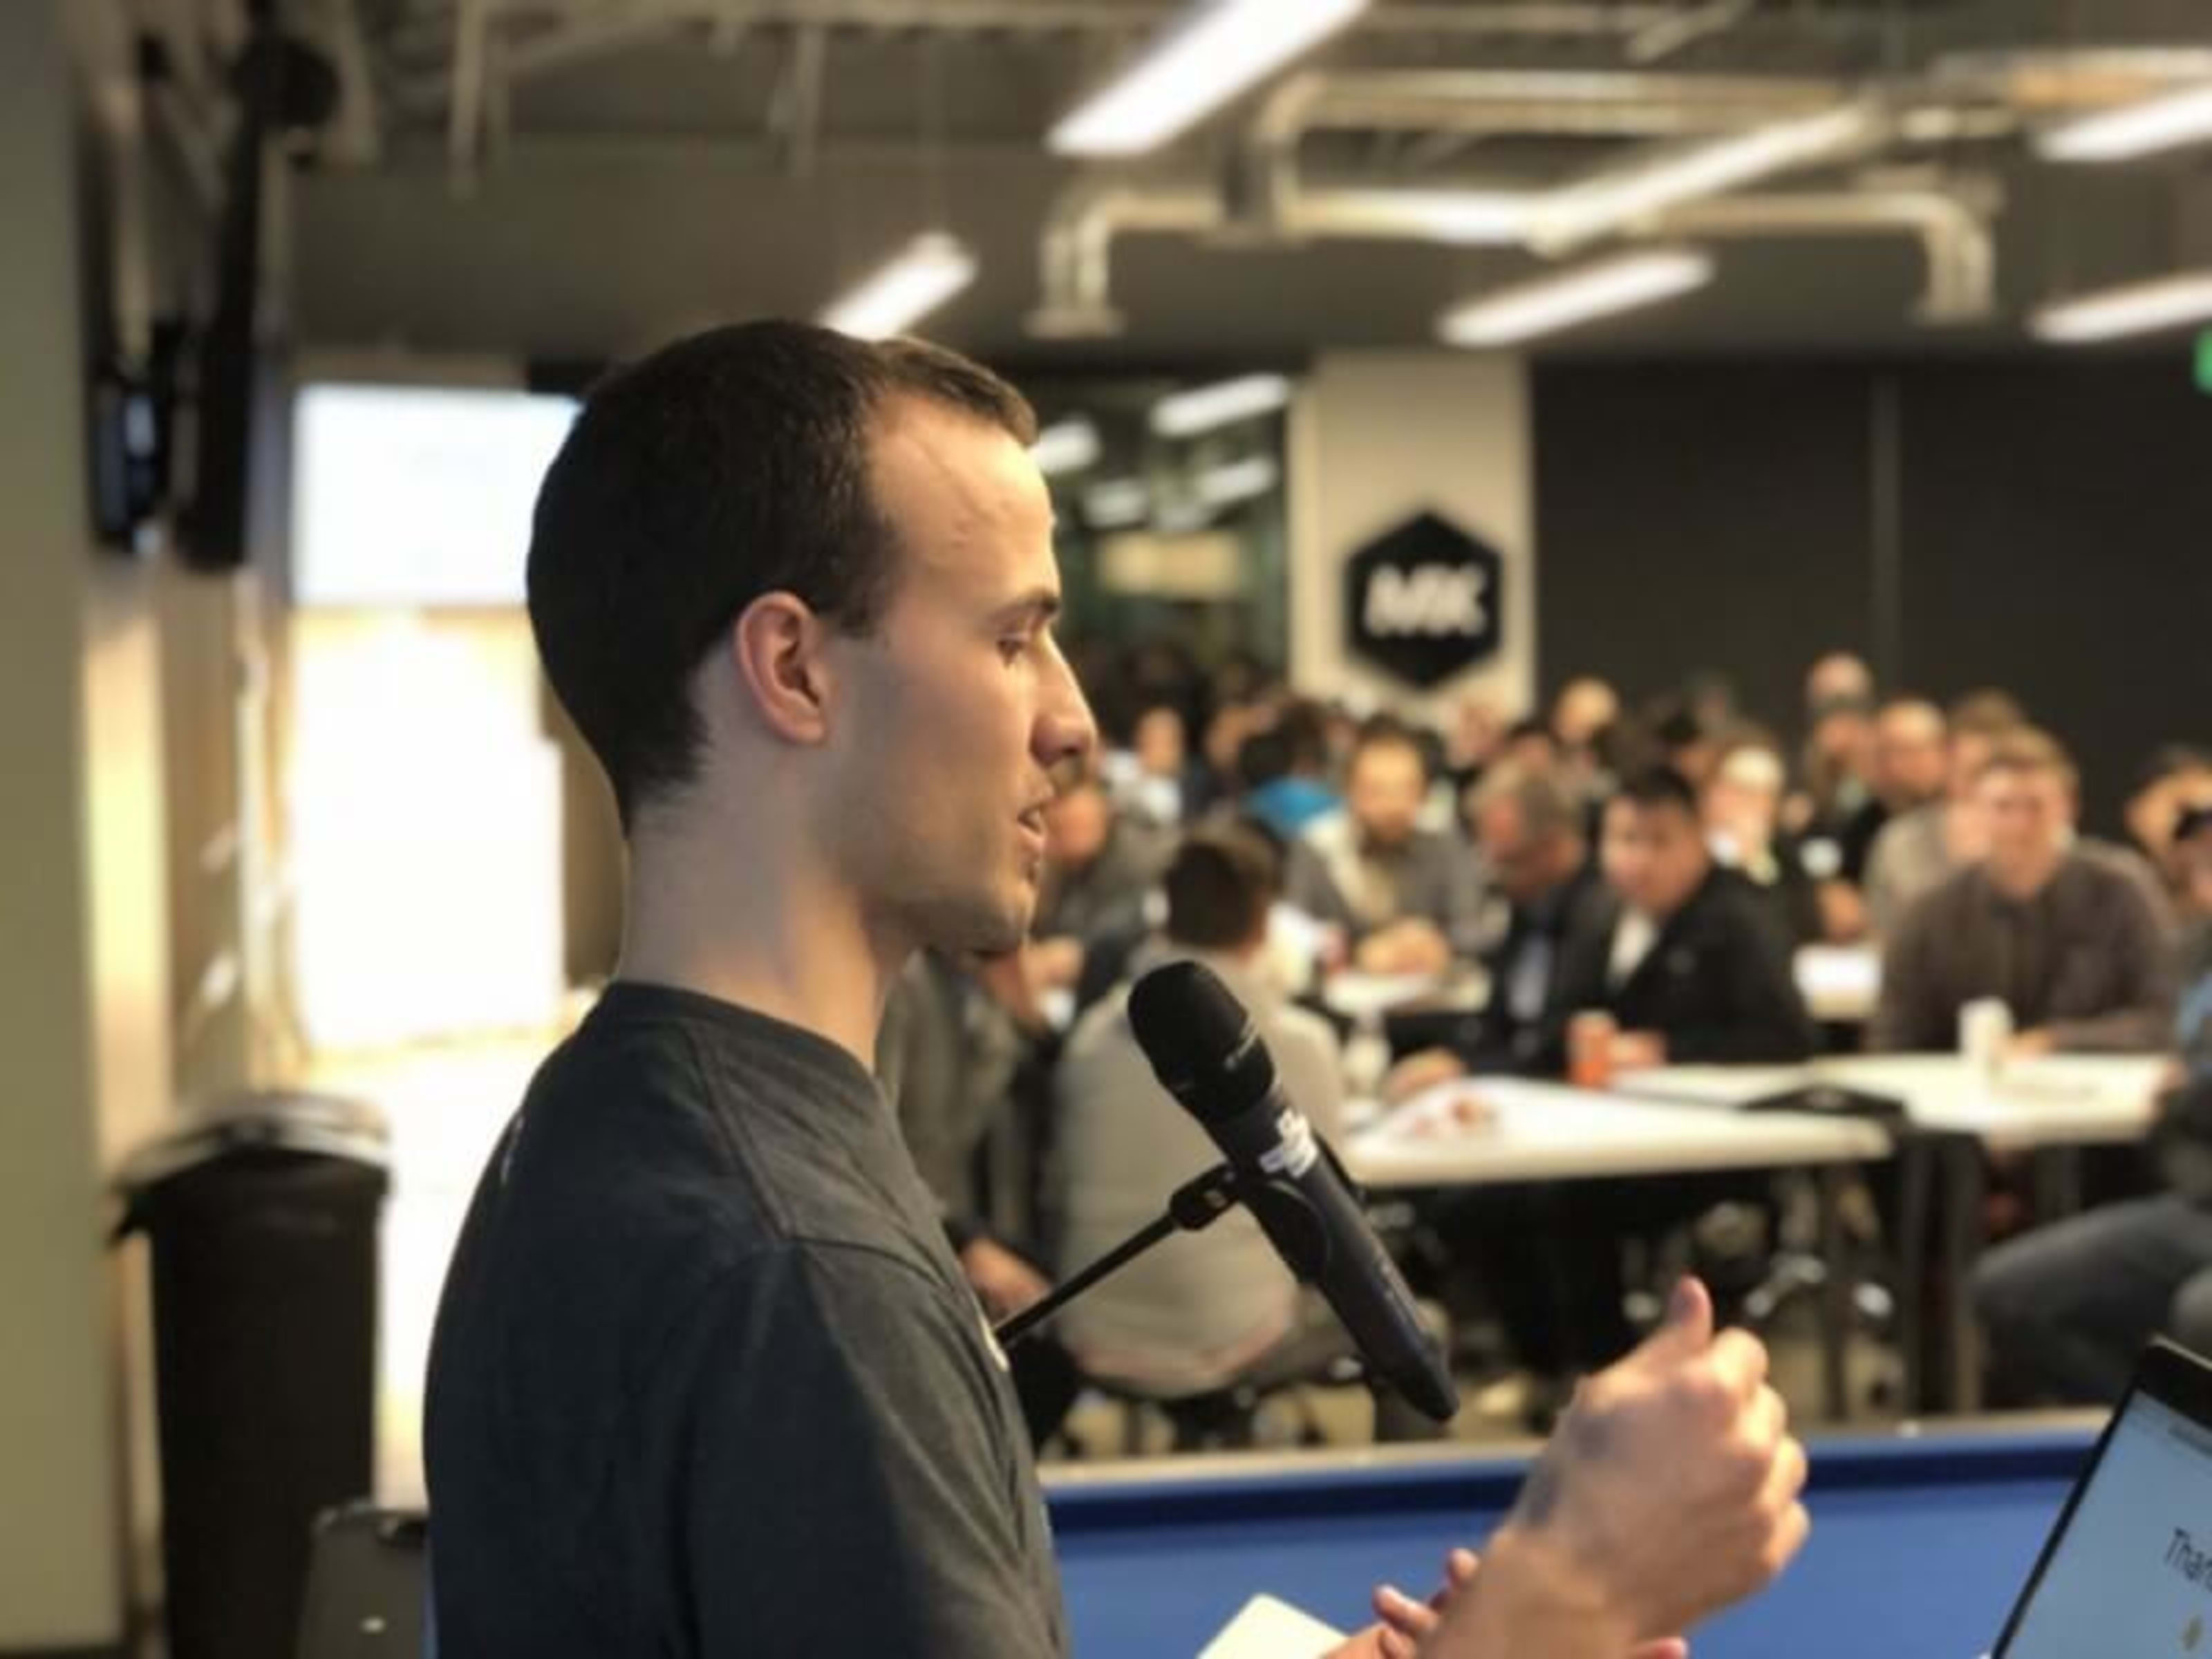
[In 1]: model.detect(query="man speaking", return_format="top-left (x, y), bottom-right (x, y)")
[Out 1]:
top-left (424, 321), bottom-right (1806, 1656)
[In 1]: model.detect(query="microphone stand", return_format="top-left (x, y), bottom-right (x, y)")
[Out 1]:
top-left (994, 1163), bottom-right (1243, 1350)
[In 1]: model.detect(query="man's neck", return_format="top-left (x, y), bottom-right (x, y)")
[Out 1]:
top-left (616, 821), bottom-right (901, 1069)
top-left (1985, 852), bottom-right (2063, 903)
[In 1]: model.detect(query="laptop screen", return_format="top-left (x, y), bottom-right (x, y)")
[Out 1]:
top-left (1998, 1385), bottom-right (2212, 1656)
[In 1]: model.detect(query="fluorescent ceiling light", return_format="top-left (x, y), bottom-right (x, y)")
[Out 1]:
top-left (2030, 268), bottom-right (2212, 343)
top-left (1031, 418), bottom-right (1101, 477)
top-left (2038, 80), bottom-right (2212, 162)
top-left (1050, 0), bottom-right (1370, 158)
top-left (1438, 248), bottom-right (1716, 348)
top-left (1082, 478), bottom-right (1152, 528)
top-left (1150, 373), bottom-right (1293, 438)
top-left (1192, 454), bottom-right (1280, 507)
top-left (1537, 104), bottom-right (1875, 250)
top-left (1307, 188), bottom-right (1538, 245)
top-left (818, 232), bottom-right (977, 339)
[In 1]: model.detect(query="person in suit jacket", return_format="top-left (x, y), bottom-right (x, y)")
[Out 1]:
top-left (1381, 762), bottom-right (1608, 1095)
top-left (1464, 767), bottom-right (1818, 1385)
top-left (1405, 767), bottom-right (1818, 1396)
top-left (1541, 765), bottom-right (1819, 1075)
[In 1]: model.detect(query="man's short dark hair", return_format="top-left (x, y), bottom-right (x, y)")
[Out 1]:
top-left (527, 320), bottom-right (1037, 830)
top-left (1610, 765), bottom-right (1701, 820)
top-left (1163, 823), bottom-right (1282, 950)
top-left (1948, 688), bottom-right (2027, 738)
top-left (1350, 714), bottom-right (1432, 780)
top-left (1469, 761), bottom-right (1583, 843)
top-left (1974, 726), bottom-right (2079, 791)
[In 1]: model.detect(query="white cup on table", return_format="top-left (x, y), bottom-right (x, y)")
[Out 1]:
top-left (1960, 996), bottom-right (2014, 1079)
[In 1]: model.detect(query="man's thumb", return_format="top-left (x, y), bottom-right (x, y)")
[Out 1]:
top-left (1646, 1276), bottom-right (1714, 1358)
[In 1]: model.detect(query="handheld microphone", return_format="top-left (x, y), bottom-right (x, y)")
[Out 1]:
top-left (1127, 960), bottom-right (1459, 1423)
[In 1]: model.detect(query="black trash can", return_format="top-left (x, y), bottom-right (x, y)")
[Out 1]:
top-left (115, 1091), bottom-right (389, 1659)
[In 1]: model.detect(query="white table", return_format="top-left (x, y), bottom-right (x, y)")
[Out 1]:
top-left (1346, 1076), bottom-right (1888, 1189)
top-left (1619, 1054), bottom-right (2169, 1152)
top-left (1346, 1077), bottom-right (1890, 1418)
top-left (1617, 1053), bottom-right (2173, 1410)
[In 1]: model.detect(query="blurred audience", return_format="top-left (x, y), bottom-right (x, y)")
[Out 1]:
top-left (1539, 765), bottom-right (1817, 1074)
top-left (1863, 691), bottom-right (2023, 937)
top-left (1826, 697), bottom-right (1949, 881)
top-left (2128, 747), bottom-right (2212, 910)
top-left (1101, 702), bottom-right (1195, 829)
top-left (1031, 767), bottom-right (1172, 1013)
top-left (1805, 650), bottom-right (1875, 718)
top-left (1794, 699), bottom-right (1877, 850)
top-left (1704, 734), bottom-right (1825, 950)
top-left (1241, 699), bottom-right (1340, 841)
top-left (1873, 728), bottom-right (2175, 1056)
top-left (1052, 825), bottom-right (1433, 1436)
top-left (1287, 718), bottom-right (1486, 975)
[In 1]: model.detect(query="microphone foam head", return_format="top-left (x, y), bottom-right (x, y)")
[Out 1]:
top-left (1127, 959), bottom-right (1277, 1125)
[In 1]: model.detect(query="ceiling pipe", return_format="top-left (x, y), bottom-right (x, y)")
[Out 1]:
top-left (1029, 165), bottom-right (1998, 336)
top-left (1657, 185), bottom-right (1999, 322)
top-left (1027, 181), bottom-right (1225, 338)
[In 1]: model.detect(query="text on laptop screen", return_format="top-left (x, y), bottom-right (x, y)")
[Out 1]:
top-left (2003, 1391), bottom-right (2212, 1656)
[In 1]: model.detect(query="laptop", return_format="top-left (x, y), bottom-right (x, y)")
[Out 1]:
top-left (1991, 1338), bottom-right (2212, 1656)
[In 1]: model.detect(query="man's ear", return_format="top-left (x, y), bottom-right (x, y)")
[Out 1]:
top-left (727, 591), bottom-right (836, 746)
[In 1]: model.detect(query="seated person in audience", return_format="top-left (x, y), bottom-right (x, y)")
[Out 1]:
top-left (1863, 691), bottom-right (2023, 937)
top-left (1387, 764), bottom-right (1606, 1096)
top-left (1791, 698), bottom-right (1876, 847)
top-left (1465, 763), bottom-right (1609, 1071)
top-left (1808, 697), bottom-right (1948, 893)
top-left (1703, 735), bottom-right (1825, 949)
top-left (1552, 677), bottom-right (1624, 817)
top-left (1443, 691), bottom-right (1506, 796)
top-left (1552, 677), bottom-right (1620, 766)
top-left (1288, 718), bottom-right (1488, 975)
top-left (1539, 766), bottom-right (1819, 1074)
top-left (1872, 727), bottom-right (2177, 1056)
top-left (1503, 713), bottom-right (1565, 776)
top-left (2128, 745), bottom-right (2212, 911)
top-left (1651, 702), bottom-right (1724, 793)
top-left (1974, 1073), bottom-right (2212, 1405)
top-left (1128, 702), bottom-right (1195, 825)
top-left (1189, 691), bottom-right (1270, 818)
top-left (1029, 765), bottom-right (1172, 1012)
top-left (1241, 698), bottom-right (1342, 841)
top-left (1803, 650), bottom-right (1875, 721)
top-left (879, 947), bottom-right (1079, 1445)
top-left (1052, 825), bottom-right (1436, 1441)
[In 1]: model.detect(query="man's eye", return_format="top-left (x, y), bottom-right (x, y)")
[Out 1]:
top-left (1000, 636), bottom-right (1029, 662)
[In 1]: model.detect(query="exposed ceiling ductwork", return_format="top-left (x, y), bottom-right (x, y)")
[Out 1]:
top-left (1031, 64), bottom-right (2020, 339)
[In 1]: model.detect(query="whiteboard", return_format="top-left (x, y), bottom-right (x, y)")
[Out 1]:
top-left (290, 382), bottom-right (577, 607)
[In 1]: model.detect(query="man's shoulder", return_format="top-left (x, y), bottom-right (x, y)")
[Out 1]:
top-left (1685, 870), bottom-right (1790, 949)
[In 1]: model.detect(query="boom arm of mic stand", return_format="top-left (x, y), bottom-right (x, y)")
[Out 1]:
top-left (993, 1163), bottom-right (1241, 1350)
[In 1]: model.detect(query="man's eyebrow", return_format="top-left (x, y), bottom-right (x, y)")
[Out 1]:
top-left (991, 590), bottom-right (1062, 627)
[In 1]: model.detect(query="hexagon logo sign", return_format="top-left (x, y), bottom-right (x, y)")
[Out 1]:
top-left (1344, 510), bottom-right (1503, 688)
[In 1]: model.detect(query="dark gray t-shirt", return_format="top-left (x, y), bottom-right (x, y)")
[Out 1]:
top-left (424, 982), bottom-right (1067, 1656)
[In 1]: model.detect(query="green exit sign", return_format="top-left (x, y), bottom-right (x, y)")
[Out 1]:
top-left (2199, 330), bottom-right (2212, 394)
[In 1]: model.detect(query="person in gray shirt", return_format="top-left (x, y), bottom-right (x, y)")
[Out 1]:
top-left (428, 321), bottom-right (1805, 1659)
top-left (1873, 728), bottom-right (2175, 1055)
top-left (1288, 719), bottom-right (1489, 973)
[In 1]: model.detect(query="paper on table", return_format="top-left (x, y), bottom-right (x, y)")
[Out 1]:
top-left (1198, 1593), bottom-right (1347, 1658)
